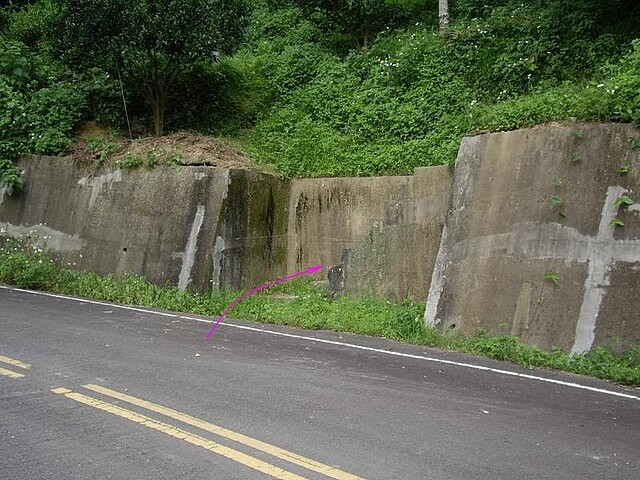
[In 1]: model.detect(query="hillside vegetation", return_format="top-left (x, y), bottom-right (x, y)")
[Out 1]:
top-left (1, 0), bottom-right (640, 190)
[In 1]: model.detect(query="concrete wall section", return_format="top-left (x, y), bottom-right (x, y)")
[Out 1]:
top-left (0, 156), bottom-right (289, 293)
top-left (0, 157), bottom-right (449, 300)
top-left (289, 166), bottom-right (452, 300)
top-left (214, 169), bottom-right (289, 290)
top-left (425, 123), bottom-right (640, 352)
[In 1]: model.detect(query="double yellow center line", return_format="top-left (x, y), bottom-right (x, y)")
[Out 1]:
top-left (1, 352), bottom-right (362, 479)
top-left (0, 354), bottom-right (31, 379)
top-left (53, 384), bottom-right (364, 480)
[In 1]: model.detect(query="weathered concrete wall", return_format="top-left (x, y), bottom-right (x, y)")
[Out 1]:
top-left (425, 123), bottom-right (640, 352)
top-left (3, 123), bottom-right (639, 352)
top-left (0, 157), bottom-right (451, 300)
top-left (0, 157), bottom-right (289, 293)
top-left (289, 166), bottom-right (452, 300)
top-left (213, 169), bottom-right (289, 290)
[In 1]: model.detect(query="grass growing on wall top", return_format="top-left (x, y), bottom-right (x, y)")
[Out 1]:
top-left (1, 237), bottom-right (639, 386)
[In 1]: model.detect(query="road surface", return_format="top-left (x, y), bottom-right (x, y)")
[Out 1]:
top-left (1, 286), bottom-right (639, 479)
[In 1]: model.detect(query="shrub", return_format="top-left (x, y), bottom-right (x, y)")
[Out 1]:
top-left (606, 40), bottom-right (640, 124)
top-left (0, 39), bottom-right (85, 195)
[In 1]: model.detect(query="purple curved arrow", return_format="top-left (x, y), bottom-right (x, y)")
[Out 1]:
top-left (205, 265), bottom-right (323, 340)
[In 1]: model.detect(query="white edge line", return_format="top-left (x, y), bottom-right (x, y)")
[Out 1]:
top-left (2, 285), bottom-right (639, 402)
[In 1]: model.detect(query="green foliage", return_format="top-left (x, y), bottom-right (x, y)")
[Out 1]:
top-left (78, 69), bottom-right (126, 129)
top-left (614, 194), bottom-right (634, 207)
top-left (0, 236), bottom-right (63, 290)
top-left (165, 59), bottom-right (254, 134)
top-left (609, 218), bottom-right (625, 227)
top-left (605, 39), bottom-right (640, 124)
top-left (0, 38), bottom-right (84, 195)
top-left (48, 0), bottom-right (250, 136)
top-left (27, 81), bottom-right (85, 154)
top-left (549, 195), bottom-right (564, 209)
top-left (0, 158), bottom-right (23, 195)
top-left (246, 25), bottom-right (475, 176)
top-left (86, 131), bottom-right (121, 165)
top-left (237, 0), bottom-right (640, 177)
top-left (3, 0), bottom-right (640, 178)
top-left (6, 0), bottom-right (56, 50)
top-left (544, 271), bottom-right (561, 285)
top-left (118, 152), bottom-right (143, 170)
top-left (291, 0), bottom-right (434, 51)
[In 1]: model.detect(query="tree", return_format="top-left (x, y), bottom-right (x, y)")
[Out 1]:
top-left (50, 0), bottom-right (249, 136)
top-left (292, 0), bottom-right (432, 50)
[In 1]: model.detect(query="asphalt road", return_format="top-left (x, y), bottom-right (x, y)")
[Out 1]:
top-left (1, 286), bottom-right (639, 480)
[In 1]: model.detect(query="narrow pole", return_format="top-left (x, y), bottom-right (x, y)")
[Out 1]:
top-left (117, 67), bottom-right (133, 141)
top-left (439, 0), bottom-right (449, 33)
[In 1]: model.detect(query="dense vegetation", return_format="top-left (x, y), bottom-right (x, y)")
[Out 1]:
top-left (1, 0), bottom-right (639, 189)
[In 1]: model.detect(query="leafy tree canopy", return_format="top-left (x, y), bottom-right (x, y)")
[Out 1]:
top-left (285, 0), bottom-right (434, 50)
top-left (48, 0), bottom-right (250, 136)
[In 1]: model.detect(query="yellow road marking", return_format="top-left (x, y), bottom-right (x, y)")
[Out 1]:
top-left (0, 366), bottom-right (25, 379)
top-left (84, 383), bottom-right (364, 480)
top-left (51, 387), bottom-right (307, 480)
top-left (0, 355), bottom-right (31, 370)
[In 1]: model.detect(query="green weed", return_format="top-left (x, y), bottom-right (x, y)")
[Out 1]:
top-left (544, 271), bottom-right (561, 286)
top-left (118, 152), bottom-right (143, 169)
top-left (614, 195), bottom-right (634, 207)
top-left (86, 132), bottom-right (120, 164)
top-left (549, 195), bottom-right (564, 208)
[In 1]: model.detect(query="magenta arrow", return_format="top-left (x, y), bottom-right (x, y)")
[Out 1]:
top-left (205, 265), bottom-right (323, 340)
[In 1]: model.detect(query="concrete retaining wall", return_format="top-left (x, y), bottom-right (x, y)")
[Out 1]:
top-left (425, 123), bottom-right (640, 352)
top-left (0, 157), bottom-right (289, 293)
top-left (0, 157), bottom-right (448, 300)
top-left (2, 122), bottom-right (639, 351)
top-left (288, 167), bottom-right (452, 300)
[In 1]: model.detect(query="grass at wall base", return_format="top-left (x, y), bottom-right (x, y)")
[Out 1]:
top-left (1, 237), bottom-right (638, 387)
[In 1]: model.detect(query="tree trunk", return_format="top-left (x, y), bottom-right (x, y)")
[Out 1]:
top-left (439, 0), bottom-right (449, 33)
top-left (150, 87), bottom-right (166, 137)
top-left (147, 75), bottom-right (172, 137)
